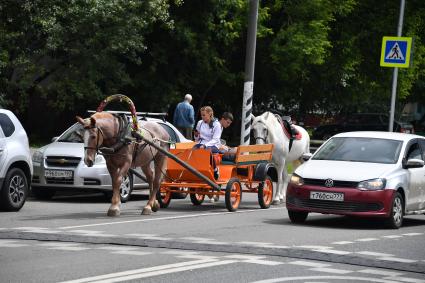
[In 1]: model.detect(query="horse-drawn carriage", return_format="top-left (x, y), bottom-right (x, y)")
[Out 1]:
top-left (157, 143), bottom-right (277, 212)
top-left (77, 94), bottom-right (309, 216)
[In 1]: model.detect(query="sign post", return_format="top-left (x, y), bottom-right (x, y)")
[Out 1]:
top-left (380, 0), bottom-right (410, 132)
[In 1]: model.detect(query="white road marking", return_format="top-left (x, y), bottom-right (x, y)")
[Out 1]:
top-left (160, 250), bottom-right (199, 256)
top-left (378, 257), bottom-right (417, 263)
top-left (38, 242), bottom-right (91, 251)
top-left (124, 233), bottom-right (171, 240)
top-left (310, 267), bottom-right (352, 274)
top-left (0, 239), bottom-right (28, 247)
top-left (59, 258), bottom-right (236, 283)
top-left (251, 275), bottom-right (402, 283)
top-left (57, 207), bottom-right (282, 229)
top-left (382, 235), bottom-right (403, 239)
top-left (179, 237), bottom-right (215, 241)
top-left (193, 240), bottom-right (230, 245)
top-left (331, 241), bottom-right (354, 245)
top-left (238, 241), bottom-right (274, 246)
top-left (66, 230), bottom-right (116, 237)
top-left (111, 250), bottom-right (152, 256)
top-left (289, 261), bottom-right (330, 268)
top-left (14, 227), bottom-right (61, 234)
top-left (355, 238), bottom-right (379, 242)
top-left (223, 254), bottom-right (266, 260)
top-left (356, 251), bottom-right (394, 257)
top-left (295, 245), bottom-right (333, 250)
top-left (402, 233), bottom-right (423, 236)
top-left (357, 269), bottom-right (403, 276)
top-left (313, 249), bottom-right (352, 255)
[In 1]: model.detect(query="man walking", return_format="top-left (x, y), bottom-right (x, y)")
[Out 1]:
top-left (173, 93), bottom-right (195, 139)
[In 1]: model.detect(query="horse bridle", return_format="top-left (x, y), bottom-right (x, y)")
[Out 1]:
top-left (83, 125), bottom-right (105, 153)
top-left (253, 122), bottom-right (268, 143)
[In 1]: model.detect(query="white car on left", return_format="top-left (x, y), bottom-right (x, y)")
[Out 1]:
top-left (31, 114), bottom-right (191, 202)
top-left (0, 109), bottom-right (33, 211)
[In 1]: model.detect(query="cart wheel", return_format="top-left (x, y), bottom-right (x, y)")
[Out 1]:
top-left (190, 193), bottom-right (205, 205)
top-left (225, 178), bottom-right (242, 212)
top-left (156, 187), bottom-right (172, 208)
top-left (258, 175), bottom-right (273, 209)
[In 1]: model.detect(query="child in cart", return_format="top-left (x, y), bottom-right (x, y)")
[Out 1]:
top-left (193, 107), bottom-right (233, 201)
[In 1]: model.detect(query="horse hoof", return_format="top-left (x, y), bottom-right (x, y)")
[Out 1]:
top-left (142, 207), bottom-right (152, 215)
top-left (107, 208), bottom-right (120, 217)
top-left (151, 200), bottom-right (159, 212)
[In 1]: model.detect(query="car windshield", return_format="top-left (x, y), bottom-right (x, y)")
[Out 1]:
top-left (57, 123), bottom-right (84, 143)
top-left (313, 137), bottom-right (402, 164)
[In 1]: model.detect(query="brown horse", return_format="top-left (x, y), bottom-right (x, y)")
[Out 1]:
top-left (76, 112), bottom-right (170, 216)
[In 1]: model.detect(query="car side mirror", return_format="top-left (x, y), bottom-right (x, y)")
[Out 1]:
top-left (405, 158), bottom-right (424, 169)
top-left (51, 136), bottom-right (58, 142)
top-left (301, 153), bottom-right (313, 161)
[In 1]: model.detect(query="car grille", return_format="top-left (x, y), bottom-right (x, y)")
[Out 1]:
top-left (84, 178), bottom-right (101, 186)
top-left (46, 177), bottom-right (74, 185)
top-left (303, 178), bottom-right (358, 188)
top-left (287, 196), bottom-right (382, 212)
top-left (46, 156), bottom-right (81, 167)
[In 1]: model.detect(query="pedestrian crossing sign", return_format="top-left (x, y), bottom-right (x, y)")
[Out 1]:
top-left (380, 36), bottom-right (412, 68)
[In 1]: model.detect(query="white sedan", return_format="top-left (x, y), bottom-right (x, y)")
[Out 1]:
top-left (286, 131), bottom-right (425, 229)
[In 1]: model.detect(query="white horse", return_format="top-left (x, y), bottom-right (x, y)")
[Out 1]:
top-left (251, 112), bottom-right (310, 204)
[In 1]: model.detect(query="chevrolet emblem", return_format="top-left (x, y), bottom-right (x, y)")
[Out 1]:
top-left (58, 159), bottom-right (67, 164)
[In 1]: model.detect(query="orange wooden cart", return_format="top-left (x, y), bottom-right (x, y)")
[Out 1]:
top-left (157, 143), bottom-right (278, 212)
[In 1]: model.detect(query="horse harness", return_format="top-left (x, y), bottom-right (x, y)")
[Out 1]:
top-left (84, 114), bottom-right (150, 156)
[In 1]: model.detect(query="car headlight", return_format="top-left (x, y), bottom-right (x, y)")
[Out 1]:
top-left (290, 174), bottom-right (304, 186)
top-left (32, 150), bottom-right (44, 163)
top-left (357, 178), bottom-right (386, 190)
top-left (94, 154), bottom-right (106, 165)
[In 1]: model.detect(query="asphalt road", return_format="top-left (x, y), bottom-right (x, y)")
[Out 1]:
top-left (1, 192), bottom-right (424, 283)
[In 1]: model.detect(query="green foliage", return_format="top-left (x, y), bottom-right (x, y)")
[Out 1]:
top-left (0, 0), bottom-right (175, 112)
top-left (1, 0), bottom-right (425, 141)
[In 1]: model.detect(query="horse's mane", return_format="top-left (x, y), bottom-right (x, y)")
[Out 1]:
top-left (253, 111), bottom-right (280, 128)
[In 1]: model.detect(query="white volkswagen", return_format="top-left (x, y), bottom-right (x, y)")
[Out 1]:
top-left (287, 131), bottom-right (425, 229)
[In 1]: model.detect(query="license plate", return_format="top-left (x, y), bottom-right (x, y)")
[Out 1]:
top-left (45, 170), bottom-right (73, 178)
top-left (310, 191), bottom-right (344, 202)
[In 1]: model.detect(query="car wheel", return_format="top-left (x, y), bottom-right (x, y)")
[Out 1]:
top-left (119, 173), bottom-right (133, 203)
top-left (288, 210), bottom-right (308, 223)
top-left (0, 168), bottom-right (28, 211)
top-left (385, 191), bottom-right (404, 229)
top-left (32, 187), bottom-right (56, 200)
top-left (103, 173), bottom-right (133, 203)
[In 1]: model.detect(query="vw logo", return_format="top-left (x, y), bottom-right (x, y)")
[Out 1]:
top-left (324, 179), bottom-right (334, 187)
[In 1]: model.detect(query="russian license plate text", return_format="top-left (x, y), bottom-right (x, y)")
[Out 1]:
top-left (310, 191), bottom-right (344, 202)
top-left (45, 170), bottom-right (73, 178)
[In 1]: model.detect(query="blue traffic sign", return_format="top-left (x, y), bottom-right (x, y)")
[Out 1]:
top-left (380, 36), bottom-right (412, 68)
